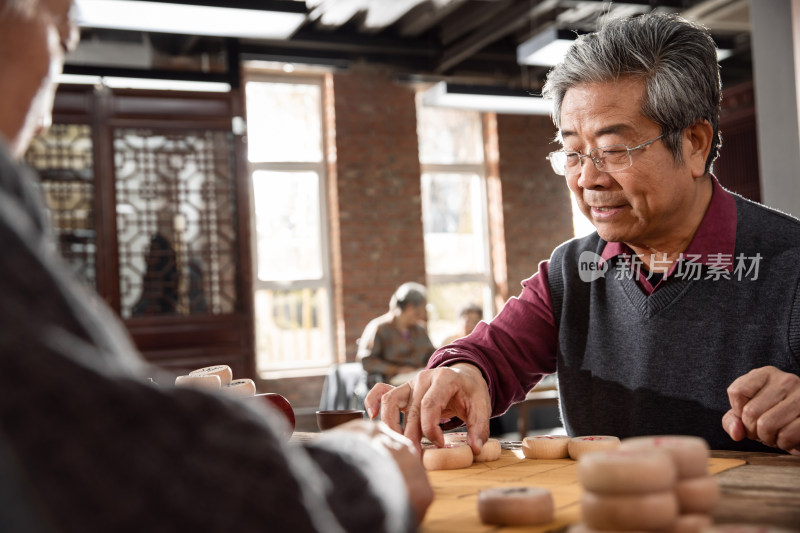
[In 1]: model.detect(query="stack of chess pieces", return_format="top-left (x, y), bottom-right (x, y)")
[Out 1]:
top-left (569, 435), bottom-right (719, 533)
top-left (173, 364), bottom-right (295, 436)
top-left (174, 364), bottom-right (257, 397)
top-left (422, 432), bottom-right (722, 530)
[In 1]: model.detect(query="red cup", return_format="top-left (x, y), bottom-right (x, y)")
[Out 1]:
top-left (246, 393), bottom-right (296, 439)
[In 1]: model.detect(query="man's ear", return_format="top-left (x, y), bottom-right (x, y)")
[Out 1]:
top-left (685, 119), bottom-right (714, 178)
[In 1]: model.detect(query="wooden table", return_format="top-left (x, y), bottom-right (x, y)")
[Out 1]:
top-left (421, 449), bottom-right (800, 532)
top-left (291, 433), bottom-right (800, 532)
top-left (709, 450), bottom-right (800, 530)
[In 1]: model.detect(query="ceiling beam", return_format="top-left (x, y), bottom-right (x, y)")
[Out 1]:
top-left (435, 0), bottom-right (560, 74)
top-left (438, 0), bottom-right (513, 46)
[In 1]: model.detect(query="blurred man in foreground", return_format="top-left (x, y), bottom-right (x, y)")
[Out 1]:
top-left (0, 1), bottom-right (431, 531)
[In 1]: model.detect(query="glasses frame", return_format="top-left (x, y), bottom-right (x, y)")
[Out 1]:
top-left (547, 134), bottom-right (664, 176)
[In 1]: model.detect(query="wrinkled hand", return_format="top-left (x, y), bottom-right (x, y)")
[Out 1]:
top-left (332, 419), bottom-right (433, 524)
top-left (722, 366), bottom-right (800, 455)
top-left (363, 363), bottom-right (492, 455)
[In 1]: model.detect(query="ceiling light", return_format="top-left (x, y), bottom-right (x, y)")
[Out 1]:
top-left (55, 73), bottom-right (231, 92)
top-left (518, 26), bottom-right (735, 66)
top-left (517, 28), bottom-right (579, 67)
top-left (716, 48), bottom-right (733, 61)
top-left (74, 0), bottom-right (307, 39)
top-left (422, 82), bottom-right (553, 116)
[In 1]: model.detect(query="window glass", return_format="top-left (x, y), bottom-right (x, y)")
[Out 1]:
top-left (426, 281), bottom-right (492, 347)
top-left (255, 288), bottom-right (332, 370)
top-left (245, 81), bottom-right (322, 163)
top-left (421, 172), bottom-right (486, 275)
top-left (571, 191), bottom-right (595, 237)
top-left (252, 170), bottom-right (323, 281)
top-left (417, 98), bottom-right (494, 346)
top-left (417, 104), bottom-right (484, 165)
top-left (246, 74), bottom-right (333, 375)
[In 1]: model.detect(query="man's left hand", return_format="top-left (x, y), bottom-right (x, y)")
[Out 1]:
top-left (723, 365), bottom-right (800, 455)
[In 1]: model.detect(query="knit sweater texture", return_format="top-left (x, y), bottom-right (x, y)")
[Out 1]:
top-left (548, 194), bottom-right (800, 451)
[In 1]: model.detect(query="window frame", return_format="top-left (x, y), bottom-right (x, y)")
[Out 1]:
top-left (417, 110), bottom-right (496, 343)
top-left (244, 72), bottom-right (335, 377)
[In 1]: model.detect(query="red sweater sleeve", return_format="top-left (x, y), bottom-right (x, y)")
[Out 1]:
top-left (427, 260), bottom-right (559, 417)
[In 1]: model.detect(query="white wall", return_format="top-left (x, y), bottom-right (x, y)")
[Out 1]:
top-left (750, 0), bottom-right (800, 216)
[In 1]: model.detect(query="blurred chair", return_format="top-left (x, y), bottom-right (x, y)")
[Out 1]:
top-left (319, 362), bottom-right (370, 411)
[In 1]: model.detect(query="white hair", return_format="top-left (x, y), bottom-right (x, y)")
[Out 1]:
top-left (543, 13), bottom-right (722, 174)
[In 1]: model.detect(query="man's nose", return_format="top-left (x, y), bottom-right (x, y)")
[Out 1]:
top-left (576, 156), bottom-right (611, 190)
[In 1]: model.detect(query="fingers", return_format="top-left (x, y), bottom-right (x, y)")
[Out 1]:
top-left (333, 420), bottom-right (433, 524)
top-left (722, 409), bottom-right (745, 442)
top-left (418, 364), bottom-right (491, 455)
top-left (365, 383), bottom-right (395, 420)
top-left (752, 394), bottom-right (800, 447)
top-left (726, 366), bottom-right (800, 452)
top-left (368, 365), bottom-right (492, 457)
top-left (404, 373), bottom-right (440, 450)
top-left (464, 402), bottom-right (492, 455)
top-left (450, 364), bottom-right (492, 454)
top-left (727, 366), bottom-right (772, 416)
top-left (738, 378), bottom-right (789, 435)
top-left (379, 382), bottom-right (412, 434)
top-left (375, 423), bottom-right (433, 525)
top-left (775, 417), bottom-right (800, 454)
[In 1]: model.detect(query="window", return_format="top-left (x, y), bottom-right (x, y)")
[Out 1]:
top-left (571, 192), bottom-right (595, 237)
top-left (25, 123), bottom-right (97, 287)
top-left (245, 74), bottom-right (334, 375)
top-left (416, 99), bottom-right (494, 346)
top-left (114, 129), bottom-right (238, 318)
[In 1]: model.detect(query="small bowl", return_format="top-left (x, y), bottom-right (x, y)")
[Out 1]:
top-left (316, 409), bottom-right (365, 431)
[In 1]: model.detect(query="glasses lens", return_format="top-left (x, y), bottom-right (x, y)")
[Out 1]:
top-left (548, 151), bottom-right (567, 175)
top-left (593, 146), bottom-right (631, 172)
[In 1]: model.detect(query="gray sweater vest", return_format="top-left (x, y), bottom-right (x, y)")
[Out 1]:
top-left (548, 194), bottom-right (800, 452)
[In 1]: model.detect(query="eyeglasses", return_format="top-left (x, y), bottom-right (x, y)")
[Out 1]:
top-left (547, 134), bottom-right (664, 176)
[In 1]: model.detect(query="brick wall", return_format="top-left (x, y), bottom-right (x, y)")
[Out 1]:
top-left (330, 67), bottom-right (428, 360)
top-left (496, 114), bottom-right (574, 298)
top-left (258, 72), bottom-right (576, 429)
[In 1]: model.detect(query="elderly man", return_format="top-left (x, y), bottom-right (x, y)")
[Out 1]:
top-left (367, 13), bottom-right (800, 456)
top-left (0, 1), bottom-right (431, 531)
top-left (358, 282), bottom-right (436, 386)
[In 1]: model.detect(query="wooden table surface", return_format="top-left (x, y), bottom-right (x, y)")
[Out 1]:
top-left (708, 450), bottom-right (800, 530)
top-left (291, 433), bottom-right (800, 532)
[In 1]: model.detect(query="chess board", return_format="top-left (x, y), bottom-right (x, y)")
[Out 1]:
top-left (420, 449), bottom-right (745, 533)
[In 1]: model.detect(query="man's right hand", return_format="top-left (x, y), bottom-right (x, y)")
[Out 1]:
top-left (331, 419), bottom-right (433, 525)
top-left (363, 363), bottom-right (492, 455)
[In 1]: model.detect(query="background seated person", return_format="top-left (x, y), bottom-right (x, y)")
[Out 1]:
top-left (440, 302), bottom-right (483, 346)
top-left (358, 282), bottom-right (435, 387)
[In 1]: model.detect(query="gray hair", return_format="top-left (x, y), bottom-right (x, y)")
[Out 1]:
top-left (542, 13), bottom-right (722, 174)
top-left (390, 282), bottom-right (427, 311)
